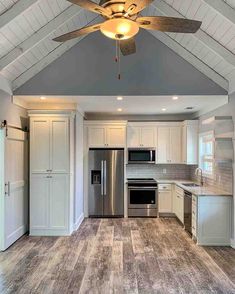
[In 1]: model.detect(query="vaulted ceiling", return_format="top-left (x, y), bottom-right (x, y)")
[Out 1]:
top-left (0, 0), bottom-right (235, 92)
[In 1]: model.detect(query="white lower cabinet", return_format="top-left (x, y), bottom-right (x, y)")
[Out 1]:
top-left (174, 186), bottom-right (184, 224)
top-left (30, 174), bottom-right (49, 230)
top-left (158, 184), bottom-right (172, 213)
top-left (193, 195), bottom-right (232, 246)
top-left (30, 174), bottom-right (69, 235)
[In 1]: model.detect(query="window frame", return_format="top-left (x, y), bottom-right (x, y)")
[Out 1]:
top-left (199, 131), bottom-right (215, 179)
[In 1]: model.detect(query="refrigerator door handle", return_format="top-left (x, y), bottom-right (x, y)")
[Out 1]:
top-left (101, 160), bottom-right (104, 196)
top-left (104, 160), bottom-right (107, 195)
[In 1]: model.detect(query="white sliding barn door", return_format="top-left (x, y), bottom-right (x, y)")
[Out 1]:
top-left (0, 127), bottom-right (28, 251)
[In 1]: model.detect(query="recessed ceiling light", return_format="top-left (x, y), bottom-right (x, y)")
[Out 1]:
top-left (40, 96), bottom-right (46, 100)
top-left (117, 96), bottom-right (123, 100)
top-left (162, 108), bottom-right (167, 111)
top-left (117, 108), bottom-right (123, 112)
top-left (172, 96), bottom-right (178, 100)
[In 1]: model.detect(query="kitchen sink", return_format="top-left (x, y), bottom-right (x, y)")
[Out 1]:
top-left (182, 183), bottom-right (201, 187)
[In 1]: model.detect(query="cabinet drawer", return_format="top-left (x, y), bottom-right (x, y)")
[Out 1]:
top-left (159, 184), bottom-right (172, 191)
top-left (175, 185), bottom-right (184, 196)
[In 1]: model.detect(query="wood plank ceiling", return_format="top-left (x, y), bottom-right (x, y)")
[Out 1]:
top-left (0, 0), bottom-right (234, 91)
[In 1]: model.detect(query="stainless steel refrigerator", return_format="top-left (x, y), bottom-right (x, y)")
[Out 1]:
top-left (89, 149), bottom-right (124, 217)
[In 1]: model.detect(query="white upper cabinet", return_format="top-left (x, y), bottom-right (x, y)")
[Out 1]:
top-left (127, 125), bottom-right (156, 147)
top-left (157, 126), bottom-right (182, 163)
top-left (87, 126), bottom-right (106, 148)
top-left (31, 118), bottom-right (50, 173)
top-left (30, 117), bottom-right (69, 173)
top-left (170, 127), bottom-right (182, 164)
top-left (51, 118), bottom-right (69, 173)
top-left (182, 121), bottom-right (198, 165)
top-left (157, 127), bottom-right (169, 163)
top-left (87, 122), bottom-right (127, 148)
top-left (106, 126), bottom-right (126, 147)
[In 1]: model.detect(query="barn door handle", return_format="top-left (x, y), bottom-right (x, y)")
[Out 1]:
top-left (5, 182), bottom-right (10, 196)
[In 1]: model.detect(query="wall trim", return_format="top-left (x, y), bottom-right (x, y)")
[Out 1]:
top-left (73, 213), bottom-right (84, 231)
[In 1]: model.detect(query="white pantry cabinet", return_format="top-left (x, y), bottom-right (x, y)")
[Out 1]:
top-left (31, 117), bottom-right (69, 173)
top-left (158, 184), bottom-right (172, 213)
top-left (127, 125), bottom-right (156, 147)
top-left (182, 121), bottom-right (198, 165)
top-left (157, 126), bottom-right (182, 164)
top-left (29, 111), bottom-right (74, 236)
top-left (86, 122), bottom-right (127, 148)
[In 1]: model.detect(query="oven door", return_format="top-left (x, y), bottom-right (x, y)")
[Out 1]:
top-left (128, 149), bottom-right (155, 164)
top-left (128, 187), bottom-right (157, 209)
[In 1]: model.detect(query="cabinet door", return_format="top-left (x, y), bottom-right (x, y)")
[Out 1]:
top-left (88, 126), bottom-right (106, 147)
top-left (170, 127), bottom-right (182, 163)
top-left (157, 128), bottom-right (169, 163)
top-left (50, 118), bottom-right (69, 173)
top-left (178, 194), bottom-right (184, 224)
top-left (31, 118), bottom-right (50, 173)
top-left (30, 174), bottom-right (49, 230)
top-left (159, 191), bottom-right (172, 213)
top-left (50, 174), bottom-right (69, 230)
top-left (182, 126), bottom-right (187, 164)
top-left (141, 128), bottom-right (155, 147)
top-left (106, 126), bottom-right (126, 147)
top-left (127, 127), bottom-right (140, 147)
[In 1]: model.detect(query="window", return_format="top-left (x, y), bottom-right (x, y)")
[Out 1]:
top-left (199, 131), bottom-right (214, 178)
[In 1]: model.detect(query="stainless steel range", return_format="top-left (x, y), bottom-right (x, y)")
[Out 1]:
top-left (127, 178), bottom-right (158, 217)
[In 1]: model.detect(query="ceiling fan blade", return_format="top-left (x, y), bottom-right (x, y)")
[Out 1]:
top-left (136, 16), bottom-right (202, 33)
top-left (124, 0), bottom-right (154, 15)
top-left (53, 23), bottom-right (102, 42)
top-left (68, 0), bottom-right (111, 17)
top-left (120, 38), bottom-right (136, 56)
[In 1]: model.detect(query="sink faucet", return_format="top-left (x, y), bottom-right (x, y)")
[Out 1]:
top-left (195, 168), bottom-right (204, 186)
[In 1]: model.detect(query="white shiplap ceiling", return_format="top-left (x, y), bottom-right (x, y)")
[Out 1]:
top-left (0, 0), bottom-right (234, 92)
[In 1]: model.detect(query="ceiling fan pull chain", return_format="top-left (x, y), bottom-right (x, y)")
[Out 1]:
top-left (118, 40), bottom-right (121, 80)
top-left (115, 40), bottom-right (118, 63)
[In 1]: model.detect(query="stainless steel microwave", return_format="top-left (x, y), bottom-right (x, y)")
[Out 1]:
top-left (128, 148), bottom-right (156, 164)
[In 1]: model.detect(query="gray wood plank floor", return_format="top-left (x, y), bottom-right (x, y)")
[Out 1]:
top-left (0, 218), bottom-right (235, 294)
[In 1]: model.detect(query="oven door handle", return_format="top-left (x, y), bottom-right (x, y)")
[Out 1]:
top-left (128, 187), bottom-right (158, 190)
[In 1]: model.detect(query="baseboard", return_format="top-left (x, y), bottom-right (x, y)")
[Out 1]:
top-left (231, 238), bottom-right (235, 249)
top-left (73, 213), bottom-right (84, 231)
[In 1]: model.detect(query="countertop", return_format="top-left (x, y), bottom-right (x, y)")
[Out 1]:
top-left (156, 179), bottom-right (233, 197)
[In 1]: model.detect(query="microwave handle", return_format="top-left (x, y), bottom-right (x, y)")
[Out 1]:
top-left (150, 150), bottom-right (153, 162)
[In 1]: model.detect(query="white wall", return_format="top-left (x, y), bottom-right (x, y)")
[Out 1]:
top-left (74, 111), bottom-right (84, 229)
top-left (0, 91), bottom-right (27, 128)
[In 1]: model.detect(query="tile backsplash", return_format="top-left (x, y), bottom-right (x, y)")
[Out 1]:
top-left (190, 162), bottom-right (233, 194)
top-left (126, 164), bottom-right (197, 180)
top-left (127, 163), bottom-right (233, 194)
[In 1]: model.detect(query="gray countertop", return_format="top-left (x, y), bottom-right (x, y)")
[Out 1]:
top-left (156, 179), bottom-right (233, 197)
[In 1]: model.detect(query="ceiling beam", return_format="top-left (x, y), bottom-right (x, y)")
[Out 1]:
top-left (202, 0), bottom-right (235, 25)
top-left (151, 0), bottom-right (235, 68)
top-left (0, 5), bottom-right (85, 71)
top-left (0, 0), bottom-right (39, 30)
top-left (12, 37), bottom-right (85, 91)
top-left (149, 30), bottom-right (228, 90)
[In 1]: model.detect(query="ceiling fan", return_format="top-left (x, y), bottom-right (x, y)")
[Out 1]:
top-left (53, 0), bottom-right (202, 56)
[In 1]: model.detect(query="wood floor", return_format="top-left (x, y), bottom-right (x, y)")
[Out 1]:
top-left (0, 218), bottom-right (235, 294)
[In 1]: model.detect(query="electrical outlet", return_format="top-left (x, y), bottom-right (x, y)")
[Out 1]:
top-left (163, 168), bottom-right (167, 174)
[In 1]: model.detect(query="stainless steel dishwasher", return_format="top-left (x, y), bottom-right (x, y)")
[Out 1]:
top-left (184, 190), bottom-right (192, 234)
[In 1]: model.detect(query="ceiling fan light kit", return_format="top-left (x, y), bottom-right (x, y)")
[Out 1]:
top-left (100, 18), bottom-right (139, 40)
